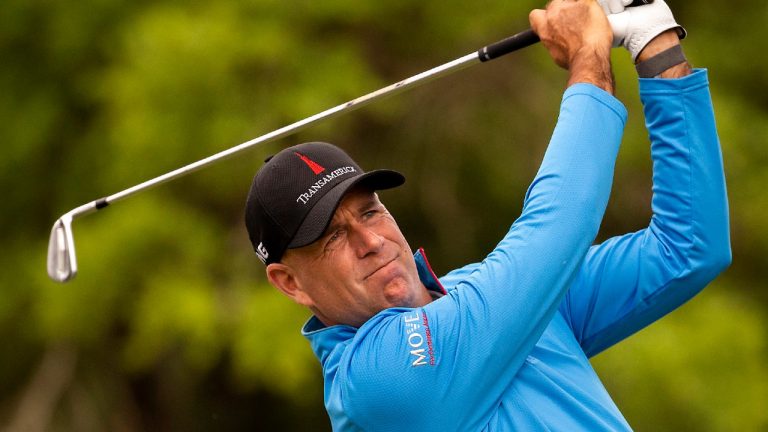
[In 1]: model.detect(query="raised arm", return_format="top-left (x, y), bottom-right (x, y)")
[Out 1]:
top-left (559, 31), bottom-right (732, 357)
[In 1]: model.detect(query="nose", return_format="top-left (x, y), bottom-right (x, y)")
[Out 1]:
top-left (350, 224), bottom-right (384, 259)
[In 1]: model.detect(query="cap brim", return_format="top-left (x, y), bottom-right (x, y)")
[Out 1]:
top-left (287, 169), bottom-right (405, 249)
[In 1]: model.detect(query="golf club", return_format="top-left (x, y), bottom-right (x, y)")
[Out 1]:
top-left (47, 0), bottom-right (653, 283)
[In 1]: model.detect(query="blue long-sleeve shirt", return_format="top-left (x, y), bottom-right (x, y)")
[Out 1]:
top-left (303, 69), bottom-right (731, 431)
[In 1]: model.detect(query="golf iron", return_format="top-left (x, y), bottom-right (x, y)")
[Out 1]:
top-left (47, 0), bottom-right (653, 283)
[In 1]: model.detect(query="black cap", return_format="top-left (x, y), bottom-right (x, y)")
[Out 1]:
top-left (245, 142), bottom-right (404, 264)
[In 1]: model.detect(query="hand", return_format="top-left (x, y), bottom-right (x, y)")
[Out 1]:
top-left (530, 0), bottom-right (614, 93)
top-left (606, 0), bottom-right (685, 61)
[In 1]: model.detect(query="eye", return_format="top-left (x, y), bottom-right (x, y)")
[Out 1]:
top-left (324, 229), bottom-right (342, 250)
top-left (363, 205), bottom-right (385, 220)
top-left (328, 231), bottom-right (340, 243)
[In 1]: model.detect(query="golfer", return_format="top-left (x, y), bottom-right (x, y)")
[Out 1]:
top-left (244, 0), bottom-right (730, 429)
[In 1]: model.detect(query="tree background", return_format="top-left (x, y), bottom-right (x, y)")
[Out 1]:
top-left (1, 0), bottom-right (766, 430)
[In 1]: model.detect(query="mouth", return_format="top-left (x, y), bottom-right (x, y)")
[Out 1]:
top-left (363, 255), bottom-right (398, 281)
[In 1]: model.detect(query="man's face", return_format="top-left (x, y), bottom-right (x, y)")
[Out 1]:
top-left (267, 186), bottom-right (431, 327)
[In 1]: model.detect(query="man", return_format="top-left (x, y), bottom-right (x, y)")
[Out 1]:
top-left (244, 0), bottom-right (731, 430)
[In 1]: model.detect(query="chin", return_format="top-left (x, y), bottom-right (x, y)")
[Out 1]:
top-left (382, 277), bottom-right (419, 308)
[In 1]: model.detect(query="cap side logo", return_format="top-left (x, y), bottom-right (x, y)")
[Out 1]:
top-left (255, 242), bottom-right (269, 264)
top-left (295, 152), bottom-right (325, 175)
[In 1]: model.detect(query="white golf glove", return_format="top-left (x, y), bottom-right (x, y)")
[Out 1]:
top-left (598, 0), bottom-right (634, 15)
top-left (606, 0), bottom-right (686, 61)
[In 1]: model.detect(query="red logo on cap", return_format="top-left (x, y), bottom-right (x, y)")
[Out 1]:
top-left (295, 152), bottom-right (325, 175)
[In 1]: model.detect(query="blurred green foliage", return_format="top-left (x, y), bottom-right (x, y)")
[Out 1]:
top-left (1, 0), bottom-right (766, 430)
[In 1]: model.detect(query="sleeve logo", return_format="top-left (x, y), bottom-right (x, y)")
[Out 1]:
top-left (403, 310), bottom-right (436, 367)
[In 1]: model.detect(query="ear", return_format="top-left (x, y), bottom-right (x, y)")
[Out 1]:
top-left (266, 263), bottom-right (313, 307)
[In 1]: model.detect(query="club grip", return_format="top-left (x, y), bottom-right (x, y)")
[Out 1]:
top-left (478, 29), bottom-right (540, 62)
top-left (477, 0), bottom-right (653, 62)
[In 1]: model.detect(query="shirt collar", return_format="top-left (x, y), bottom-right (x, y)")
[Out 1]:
top-left (413, 247), bottom-right (447, 296)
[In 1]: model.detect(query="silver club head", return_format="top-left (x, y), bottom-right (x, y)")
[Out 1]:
top-left (47, 216), bottom-right (77, 283)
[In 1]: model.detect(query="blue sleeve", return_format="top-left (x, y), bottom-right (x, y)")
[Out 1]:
top-left (559, 69), bottom-right (732, 358)
top-left (338, 85), bottom-right (627, 431)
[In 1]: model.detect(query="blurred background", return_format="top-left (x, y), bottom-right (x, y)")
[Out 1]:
top-left (1, 0), bottom-right (766, 430)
